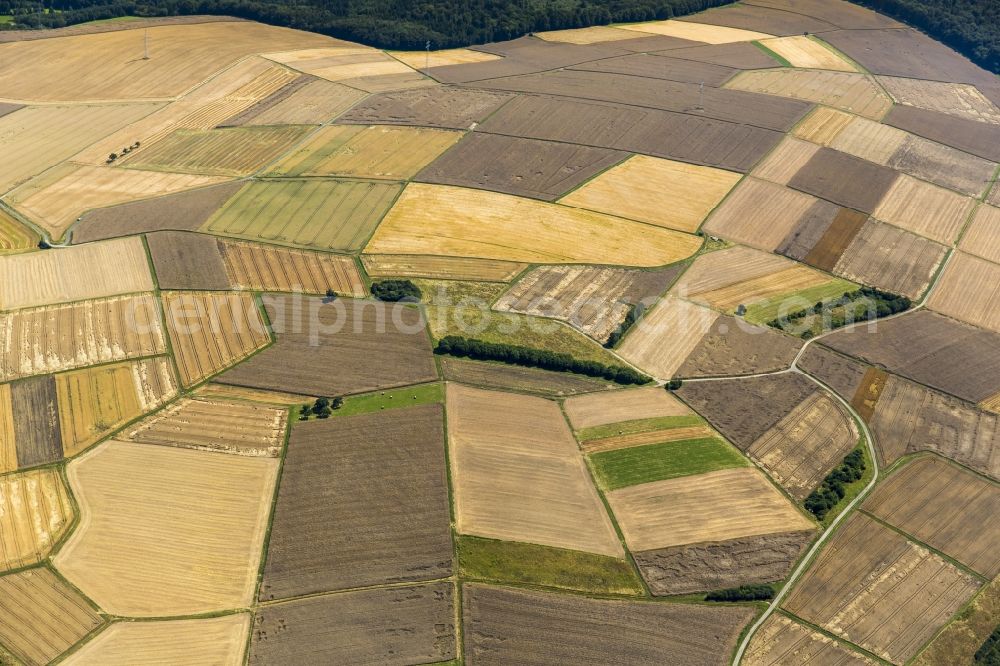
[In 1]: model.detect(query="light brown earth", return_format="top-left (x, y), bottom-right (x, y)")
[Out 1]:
top-left (672, 245), bottom-right (792, 296)
top-left (0, 469), bottom-right (73, 571)
top-left (744, 614), bottom-right (875, 666)
top-left (871, 175), bottom-right (976, 244)
top-left (752, 136), bottom-right (820, 185)
top-left (702, 178), bottom-right (823, 251)
top-left (959, 204), bottom-right (1000, 264)
top-left (391, 48), bottom-right (501, 68)
top-left (361, 254), bottom-right (528, 281)
top-left (438, 357), bottom-right (618, 397)
top-left (759, 36), bottom-right (857, 71)
top-left (620, 20), bottom-right (772, 43)
top-left (877, 76), bottom-right (1000, 124)
top-left (833, 220), bottom-right (948, 299)
top-left (615, 296), bottom-right (718, 380)
top-left (726, 69), bottom-right (891, 119)
top-left (220, 240), bottom-right (366, 296)
top-left (793, 106), bottom-right (854, 145)
top-left (928, 251), bottom-right (1000, 333)
top-left (0, 384), bottom-right (14, 472)
top-left (564, 385), bottom-right (691, 430)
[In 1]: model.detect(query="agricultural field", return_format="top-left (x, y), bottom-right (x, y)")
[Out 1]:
top-left (361, 253), bottom-right (527, 281)
top-left (564, 385), bottom-right (691, 431)
top-left (0, 469), bottom-right (73, 570)
top-left (725, 69), bottom-right (891, 119)
top-left (10, 376), bottom-right (64, 468)
top-left (220, 239), bottom-right (366, 296)
top-left (884, 104), bottom-right (1000, 163)
top-left (223, 78), bottom-right (366, 127)
top-left (701, 178), bottom-right (824, 251)
top-left (960, 204), bottom-right (1000, 264)
top-left (366, 183), bottom-right (703, 266)
top-left (928, 251), bottom-right (1000, 333)
top-left (783, 513), bottom-right (981, 664)
top-left (744, 614), bottom-right (875, 666)
top-left (871, 174), bottom-right (976, 244)
top-left (438, 357), bottom-right (617, 396)
top-left (0, 208), bottom-right (38, 253)
top-left (615, 296), bottom-right (719, 379)
top-left (589, 436), bottom-right (748, 490)
top-left (55, 440), bottom-right (278, 616)
top-left (146, 230), bottom-right (231, 290)
top-left (877, 76), bottom-right (1000, 124)
top-left (337, 86), bottom-right (512, 129)
top-left (758, 35), bottom-right (856, 71)
top-left (263, 46), bottom-right (425, 89)
top-left (833, 220), bottom-right (948, 299)
top-left (201, 179), bottom-right (401, 252)
top-left (619, 19), bottom-right (771, 43)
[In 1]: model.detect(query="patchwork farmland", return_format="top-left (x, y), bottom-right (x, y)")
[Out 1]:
top-left (0, 3), bottom-right (997, 663)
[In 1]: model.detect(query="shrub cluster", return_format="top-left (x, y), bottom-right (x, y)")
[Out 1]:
top-left (299, 396), bottom-right (343, 420)
top-left (804, 449), bottom-right (865, 520)
top-left (767, 287), bottom-right (911, 339)
top-left (705, 584), bottom-right (775, 602)
top-left (976, 624), bottom-right (1000, 665)
top-left (435, 335), bottom-right (650, 385)
top-left (370, 279), bottom-right (421, 303)
top-left (604, 302), bottom-right (644, 349)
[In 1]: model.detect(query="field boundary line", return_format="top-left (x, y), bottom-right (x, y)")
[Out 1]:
top-left (437, 382), bottom-right (465, 664)
top-left (776, 608), bottom-right (893, 665)
top-left (255, 575), bottom-right (455, 608)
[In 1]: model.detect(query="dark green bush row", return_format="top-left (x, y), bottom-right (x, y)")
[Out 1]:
top-left (767, 287), bottom-right (911, 340)
top-left (976, 624), bottom-right (1000, 665)
top-left (371, 279), bottom-right (421, 303)
top-left (804, 449), bottom-right (865, 520)
top-left (705, 584), bottom-right (775, 602)
top-left (435, 335), bottom-right (650, 385)
top-left (604, 302), bottom-right (644, 349)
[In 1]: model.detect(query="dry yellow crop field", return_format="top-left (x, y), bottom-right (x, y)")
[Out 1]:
top-left (752, 137), bottom-right (820, 185)
top-left (981, 390), bottom-right (1000, 413)
top-left (559, 155), bottom-right (742, 233)
top-left (872, 175), bottom-right (976, 244)
top-left (0, 22), bottom-right (336, 102)
top-left (726, 70), bottom-right (891, 119)
top-left (759, 36), bottom-right (857, 71)
top-left (701, 178), bottom-right (820, 251)
top-left (792, 106), bottom-right (854, 145)
top-left (0, 209), bottom-right (38, 254)
top-left (193, 383), bottom-right (314, 406)
top-left (826, 115), bottom-right (908, 164)
top-left (56, 357), bottom-right (177, 457)
top-left (221, 240), bottom-right (366, 296)
top-left (606, 467), bottom-right (814, 551)
top-left (563, 386), bottom-right (692, 431)
top-left (127, 397), bottom-right (287, 457)
top-left (615, 296), bottom-right (717, 380)
top-left (672, 246), bottom-right (793, 296)
top-left (162, 291), bottom-right (271, 387)
top-left (580, 425), bottom-right (717, 455)
top-left (64, 615), bottom-right (251, 666)
top-left (693, 266), bottom-right (838, 313)
top-left (240, 78), bottom-right (366, 126)
top-left (0, 103), bottom-right (161, 193)
top-left (390, 48), bottom-right (501, 69)
top-left (10, 165), bottom-right (226, 239)
top-left (271, 124), bottom-right (462, 179)
top-left (928, 251), bottom-right (1000, 333)
top-left (619, 20), bottom-right (772, 43)
top-left (0, 469), bottom-right (73, 570)
top-left (744, 614), bottom-right (875, 666)
top-left (0, 294), bottom-right (166, 382)
top-left (55, 440), bottom-right (278, 616)
top-left (361, 254), bottom-right (528, 281)
top-left (0, 568), bottom-right (103, 666)
top-left (366, 184), bottom-right (702, 266)
top-left (0, 384), bottom-right (14, 472)
top-left (446, 384), bottom-right (623, 557)
top-left (878, 76), bottom-right (1000, 124)
top-left (959, 205), bottom-right (1000, 264)
top-left (536, 26), bottom-right (643, 44)
top-left (264, 47), bottom-right (418, 82)
top-left (0, 236), bottom-right (153, 310)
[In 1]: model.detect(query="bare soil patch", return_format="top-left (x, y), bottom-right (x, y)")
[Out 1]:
top-left (146, 231), bottom-right (230, 291)
top-left (788, 147), bottom-right (898, 213)
top-left (676, 315), bottom-right (802, 378)
top-left (796, 344), bottom-right (867, 401)
top-left (338, 86), bottom-right (512, 129)
top-left (439, 358), bottom-right (616, 396)
top-left (744, 614), bottom-right (876, 666)
top-left (11, 375), bottom-right (63, 468)
top-left (833, 220), bottom-right (947, 299)
top-left (678, 2), bottom-right (837, 34)
top-left (884, 104), bottom-right (1000, 162)
top-left (569, 53), bottom-right (736, 86)
top-left (800, 207), bottom-right (868, 272)
top-left (659, 41), bottom-right (782, 68)
top-left (220, 240), bottom-right (365, 297)
top-left (702, 178), bottom-right (823, 251)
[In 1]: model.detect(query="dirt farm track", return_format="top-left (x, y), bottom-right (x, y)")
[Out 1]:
top-left (1, 2), bottom-right (999, 664)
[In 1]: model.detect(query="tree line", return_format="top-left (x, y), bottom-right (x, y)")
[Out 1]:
top-left (804, 448), bottom-right (865, 520)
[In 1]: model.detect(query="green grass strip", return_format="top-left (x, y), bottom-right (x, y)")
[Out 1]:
top-left (296, 383), bottom-right (443, 421)
top-left (752, 40), bottom-right (793, 67)
top-left (743, 279), bottom-right (856, 326)
top-left (576, 414), bottom-right (704, 442)
top-left (589, 437), bottom-right (748, 490)
top-left (457, 535), bottom-right (644, 596)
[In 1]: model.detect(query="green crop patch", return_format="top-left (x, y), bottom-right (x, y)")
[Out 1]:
top-left (298, 383), bottom-right (443, 422)
top-left (589, 437), bottom-right (748, 490)
top-left (576, 414), bottom-right (704, 442)
top-left (743, 279), bottom-right (857, 326)
top-left (457, 535), bottom-right (643, 596)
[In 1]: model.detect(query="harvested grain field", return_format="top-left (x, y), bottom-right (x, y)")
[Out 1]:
top-left (759, 35), bottom-right (856, 71)
top-left (615, 296), bottom-right (719, 380)
top-left (960, 205), bottom-right (1000, 264)
top-left (65, 615), bottom-right (250, 666)
top-left (744, 614), bottom-right (875, 666)
top-left (792, 106), bottom-right (854, 145)
top-left (193, 383), bottom-right (314, 406)
top-left (888, 135), bottom-right (996, 197)
top-left (9, 165), bottom-right (227, 240)
top-left (126, 397), bottom-right (287, 457)
top-left (55, 440), bottom-right (278, 616)
top-left (537, 25), bottom-right (651, 44)
top-left (821, 310), bottom-right (1000, 403)
top-left (259, 405), bottom-right (451, 599)
top-left (884, 104), bottom-right (1000, 163)
top-left (726, 69), bottom-right (890, 119)
top-left (634, 530), bottom-right (815, 596)
top-left (416, 133), bottom-right (626, 201)
top-left (676, 2), bottom-right (839, 34)
top-left (675, 315), bottom-right (802, 378)
top-left (56, 357), bottom-right (177, 457)
top-left (438, 357), bottom-right (616, 396)
top-left (560, 155), bottom-right (742, 232)
top-left (0, 236), bottom-right (152, 310)
top-left (217, 295), bottom-right (437, 396)
top-left (746, 391), bottom-right (858, 499)
top-left (220, 240), bottom-right (365, 296)
top-left (825, 115), bottom-right (908, 164)
top-left (871, 175), bottom-right (976, 244)
top-left (701, 178), bottom-right (822, 251)
top-left (366, 183), bottom-right (702, 266)
top-left (607, 468), bottom-right (814, 551)
top-left (146, 231), bottom-right (231, 291)
top-left (0, 568), bottom-right (102, 666)
top-left (0, 384), bottom-right (13, 472)
top-left (869, 375), bottom-right (1000, 479)
top-left (850, 366), bottom-right (888, 423)
top-left (271, 124), bottom-right (462, 179)
top-left (10, 375), bottom-right (63, 468)
top-left (673, 246), bottom-right (791, 296)
top-left (0, 294), bottom-right (165, 382)
top-left (162, 291), bottom-right (271, 387)
top-left (263, 47), bottom-right (418, 83)
top-left (928, 251), bottom-right (1000, 333)
top-left (0, 21), bottom-right (337, 101)
top-left (864, 457), bottom-right (1000, 578)
top-left (679, 257), bottom-right (838, 314)
top-left (72, 180), bottom-right (244, 244)
top-left (121, 125), bottom-right (311, 176)
top-left (0, 209), bottom-right (38, 254)
top-left (834, 220), bottom-right (948, 299)
top-left (337, 87), bottom-right (513, 130)
top-left (620, 19), bottom-right (771, 43)
top-left (579, 424), bottom-right (716, 454)
top-left (0, 103), bottom-right (161, 193)
top-left (564, 385), bottom-right (691, 431)
top-left (677, 372), bottom-right (818, 448)
top-left (201, 179), bottom-right (401, 252)
top-left (494, 264), bottom-right (681, 342)
top-left (0, 469), bottom-right (72, 570)
top-left (752, 136), bottom-right (821, 185)
top-left (361, 253), bottom-right (527, 281)
top-left (251, 583), bottom-right (455, 665)
top-left (446, 384), bottom-right (622, 557)
top-left (464, 583), bottom-right (753, 665)
top-left (783, 513), bottom-right (981, 664)
top-left (878, 76), bottom-right (1000, 124)
top-left (393, 47), bottom-right (500, 69)
top-left (230, 78), bottom-right (365, 126)
top-left (569, 53), bottom-right (738, 87)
